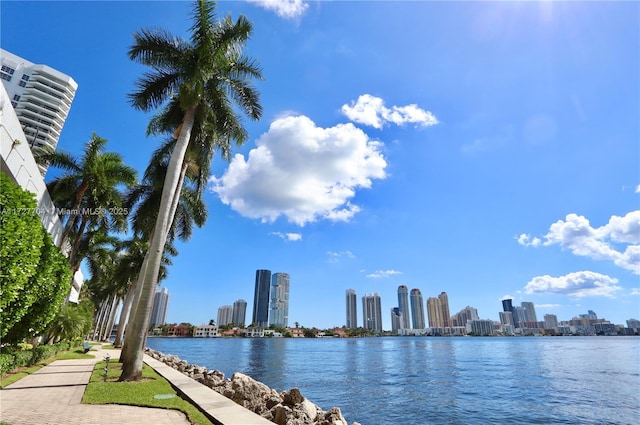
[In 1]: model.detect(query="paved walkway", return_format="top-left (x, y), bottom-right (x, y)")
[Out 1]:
top-left (0, 345), bottom-right (190, 425)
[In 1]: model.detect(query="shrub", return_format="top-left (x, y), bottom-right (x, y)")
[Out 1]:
top-left (0, 353), bottom-right (15, 374)
top-left (0, 174), bottom-right (45, 338)
top-left (31, 345), bottom-right (57, 364)
top-left (11, 350), bottom-right (32, 368)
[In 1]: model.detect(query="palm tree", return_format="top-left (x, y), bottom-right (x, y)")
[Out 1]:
top-left (119, 0), bottom-right (262, 381)
top-left (43, 133), bottom-right (137, 272)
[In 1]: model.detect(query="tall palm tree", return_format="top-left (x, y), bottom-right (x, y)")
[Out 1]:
top-left (43, 133), bottom-right (137, 271)
top-left (119, 0), bottom-right (262, 381)
top-left (117, 139), bottom-right (205, 356)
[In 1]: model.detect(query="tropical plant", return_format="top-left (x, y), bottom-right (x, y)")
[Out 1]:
top-left (0, 174), bottom-right (71, 342)
top-left (43, 133), bottom-right (137, 271)
top-left (119, 0), bottom-right (262, 381)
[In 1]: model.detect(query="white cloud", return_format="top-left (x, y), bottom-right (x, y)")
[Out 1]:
top-left (635, 184), bottom-right (640, 193)
top-left (327, 250), bottom-right (355, 263)
top-left (534, 303), bottom-right (562, 309)
top-left (247, 0), bottom-right (308, 19)
top-left (210, 115), bottom-right (387, 226)
top-left (270, 232), bottom-right (302, 242)
top-left (366, 269), bottom-right (402, 278)
top-left (341, 94), bottom-right (438, 130)
top-left (500, 294), bottom-right (514, 301)
top-left (524, 271), bottom-right (621, 298)
top-left (516, 233), bottom-right (541, 247)
top-left (519, 211), bottom-right (640, 274)
top-left (629, 288), bottom-right (640, 296)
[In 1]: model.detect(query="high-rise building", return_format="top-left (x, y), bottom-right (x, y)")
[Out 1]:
top-left (438, 292), bottom-right (451, 328)
top-left (426, 297), bottom-right (443, 328)
top-left (217, 305), bottom-right (233, 327)
top-left (410, 289), bottom-right (426, 329)
top-left (512, 306), bottom-right (523, 328)
top-left (521, 302), bottom-right (538, 328)
top-left (149, 287), bottom-right (170, 327)
top-left (502, 298), bottom-right (514, 314)
top-left (626, 319), bottom-right (640, 329)
top-left (232, 299), bottom-right (247, 327)
top-left (397, 285), bottom-right (411, 329)
top-left (544, 314), bottom-right (558, 330)
top-left (391, 307), bottom-right (403, 334)
top-left (345, 289), bottom-right (358, 329)
top-left (451, 306), bottom-right (479, 327)
top-left (269, 272), bottom-right (290, 328)
top-left (252, 269), bottom-right (271, 328)
top-left (499, 311), bottom-right (514, 327)
top-left (362, 293), bottom-right (383, 333)
top-left (1, 49), bottom-right (78, 175)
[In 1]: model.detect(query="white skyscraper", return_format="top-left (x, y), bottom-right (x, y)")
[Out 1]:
top-left (397, 285), bottom-right (411, 330)
top-left (269, 272), bottom-right (290, 328)
top-left (1, 49), bottom-right (78, 175)
top-left (362, 293), bottom-right (383, 333)
top-left (410, 288), bottom-right (426, 329)
top-left (217, 305), bottom-right (233, 327)
top-left (232, 299), bottom-right (247, 327)
top-left (149, 288), bottom-right (170, 327)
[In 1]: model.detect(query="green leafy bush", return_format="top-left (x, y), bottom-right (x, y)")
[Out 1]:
top-left (1, 174), bottom-right (72, 343)
top-left (0, 174), bottom-right (44, 337)
top-left (0, 353), bottom-right (14, 374)
top-left (31, 345), bottom-right (57, 364)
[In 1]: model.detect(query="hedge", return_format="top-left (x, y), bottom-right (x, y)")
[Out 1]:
top-left (0, 340), bottom-right (84, 375)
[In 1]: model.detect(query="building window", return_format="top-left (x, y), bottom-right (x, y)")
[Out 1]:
top-left (11, 101), bottom-right (17, 108)
top-left (18, 81), bottom-right (26, 87)
top-left (13, 95), bottom-right (20, 101)
top-left (0, 73), bottom-right (11, 82)
top-left (21, 74), bottom-right (30, 81)
top-left (1, 65), bottom-right (15, 75)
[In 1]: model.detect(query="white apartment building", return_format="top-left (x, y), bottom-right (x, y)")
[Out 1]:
top-left (217, 305), bottom-right (233, 327)
top-left (1, 49), bottom-right (77, 175)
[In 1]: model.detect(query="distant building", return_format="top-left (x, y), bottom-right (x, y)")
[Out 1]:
top-left (410, 288), bottom-right (426, 329)
top-left (544, 314), bottom-right (559, 330)
top-left (427, 297), bottom-right (443, 328)
top-left (451, 306), bottom-right (479, 327)
top-left (252, 269), bottom-right (271, 328)
top-left (499, 311), bottom-right (514, 327)
top-left (345, 289), bottom-right (358, 329)
top-left (467, 319), bottom-right (495, 336)
top-left (626, 318), bottom-right (640, 329)
top-left (439, 292), bottom-right (451, 328)
top-left (1, 48), bottom-right (78, 175)
top-left (512, 306), bottom-right (524, 328)
top-left (391, 307), bottom-right (403, 334)
top-left (521, 302), bottom-right (538, 328)
top-left (362, 293), bottom-right (383, 333)
top-left (150, 287), bottom-right (170, 327)
top-left (217, 305), bottom-right (233, 327)
top-left (232, 299), bottom-right (247, 327)
top-left (501, 298), bottom-right (514, 314)
top-left (397, 285), bottom-right (411, 330)
top-left (269, 272), bottom-right (290, 328)
top-left (194, 324), bottom-right (218, 337)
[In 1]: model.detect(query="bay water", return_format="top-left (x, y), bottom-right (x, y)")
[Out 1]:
top-left (145, 336), bottom-right (639, 425)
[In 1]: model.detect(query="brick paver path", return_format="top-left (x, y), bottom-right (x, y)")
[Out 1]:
top-left (0, 346), bottom-right (190, 425)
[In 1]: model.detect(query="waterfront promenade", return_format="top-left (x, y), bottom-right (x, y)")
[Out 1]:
top-left (0, 344), bottom-right (191, 425)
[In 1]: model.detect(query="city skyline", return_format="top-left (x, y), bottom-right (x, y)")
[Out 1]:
top-left (2, 1), bottom-right (637, 330)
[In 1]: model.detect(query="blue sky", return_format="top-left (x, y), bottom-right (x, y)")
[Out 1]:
top-left (2, 1), bottom-right (638, 329)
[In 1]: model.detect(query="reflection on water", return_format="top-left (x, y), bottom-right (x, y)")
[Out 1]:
top-left (146, 336), bottom-right (640, 425)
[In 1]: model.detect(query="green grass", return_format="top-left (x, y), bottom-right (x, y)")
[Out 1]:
top-left (83, 361), bottom-right (213, 425)
top-left (0, 349), bottom-right (94, 388)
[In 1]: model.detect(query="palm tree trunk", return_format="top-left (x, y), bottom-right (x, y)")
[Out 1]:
top-left (92, 297), bottom-right (110, 340)
top-left (114, 282), bottom-right (136, 347)
top-left (59, 181), bottom-right (88, 250)
top-left (118, 165), bottom-right (185, 359)
top-left (119, 107), bottom-right (196, 381)
top-left (102, 295), bottom-right (120, 341)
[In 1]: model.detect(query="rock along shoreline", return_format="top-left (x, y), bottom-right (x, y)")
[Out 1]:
top-left (145, 348), bottom-right (361, 425)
